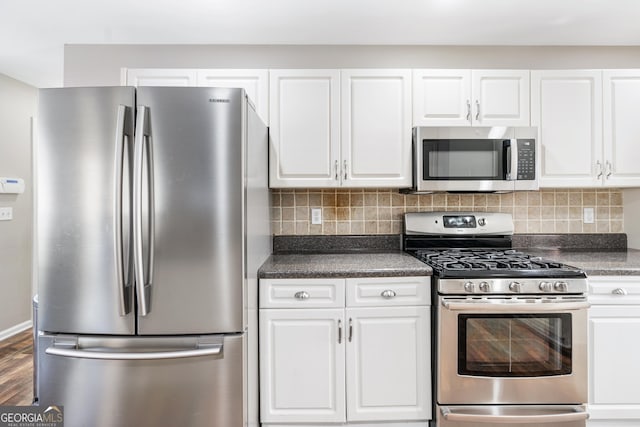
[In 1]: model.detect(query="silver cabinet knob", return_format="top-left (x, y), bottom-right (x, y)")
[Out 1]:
top-left (381, 289), bottom-right (397, 299)
top-left (509, 282), bottom-right (522, 293)
top-left (478, 218), bottom-right (486, 226)
top-left (294, 291), bottom-right (310, 300)
top-left (464, 281), bottom-right (475, 293)
top-left (539, 281), bottom-right (553, 292)
top-left (479, 281), bottom-right (491, 293)
top-left (554, 281), bottom-right (568, 292)
top-left (612, 288), bottom-right (628, 296)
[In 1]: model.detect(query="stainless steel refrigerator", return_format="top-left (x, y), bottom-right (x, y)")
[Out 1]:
top-left (34, 86), bottom-right (271, 427)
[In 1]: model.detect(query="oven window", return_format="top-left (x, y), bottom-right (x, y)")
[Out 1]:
top-left (458, 314), bottom-right (572, 377)
top-left (423, 139), bottom-right (507, 180)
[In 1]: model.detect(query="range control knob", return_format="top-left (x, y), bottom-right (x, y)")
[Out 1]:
top-left (539, 281), bottom-right (553, 292)
top-left (478, 218), bottom-right (486, 226)
top-left (479, 281), bottom-right (491, 293)
top-left (554, 281), bottom-right (569, 292)
top-left (509, 282), bottom-right (522, 293)
top-left (464, 281), bottom-right (475, 293)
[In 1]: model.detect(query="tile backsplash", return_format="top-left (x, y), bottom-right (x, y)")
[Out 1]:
top-left (270, 188), bottom-right (623, 236)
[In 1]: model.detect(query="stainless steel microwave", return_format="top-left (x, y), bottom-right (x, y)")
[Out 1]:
top-left (409, 127), bottom-right (539, 193)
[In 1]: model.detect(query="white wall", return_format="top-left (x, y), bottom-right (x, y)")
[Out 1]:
top-left (623, 189), bottom-right (640, 249)
top-left (63, 45), bottom-right (640, 87)
top-left (0, 73), bottom-right (36, 337)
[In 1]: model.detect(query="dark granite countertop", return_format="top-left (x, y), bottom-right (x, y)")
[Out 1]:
top-left (518, 248), bottom-right (640, 276)
top-left (258, 252), bottom-right (433, 279)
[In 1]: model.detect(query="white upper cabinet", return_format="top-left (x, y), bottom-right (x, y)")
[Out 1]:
top-left (471, 70), bottom-right (530, 126)
top-left (341, 69), bottom-right (412, 188)
top-left (413, 69), bottom-right (529, 127)
top-left (413, 69), bottom-right (471, 126)
top-left (603, 70), bottom-right (640, 187)
top-left (269, 69), bottom-right (412, 188)
top-left (125, 68), bottom-right (197, 87)
top-left (269, 69), bottom-right (341, 188)
top-left (196, 69), bottom-right (269, 124)
top-left (532, 70), bottom-right (603, 188)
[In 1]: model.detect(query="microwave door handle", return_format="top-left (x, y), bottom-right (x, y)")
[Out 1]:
top-left (440, 405), bottom-right (589, 424)
top-left (508, 139), bottom-right (518, 181)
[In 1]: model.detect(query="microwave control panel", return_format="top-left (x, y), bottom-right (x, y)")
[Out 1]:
top-left (516, 139), bottom-right (536, 180)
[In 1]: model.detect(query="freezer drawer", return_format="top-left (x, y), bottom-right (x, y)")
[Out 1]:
top-left (37, 333), bottom-right (245, 427)
top-left (436, 405), bottom-right (588, 427)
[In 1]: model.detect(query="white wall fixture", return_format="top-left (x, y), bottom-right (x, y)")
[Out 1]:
top-left (0, 177), bottom-right (25, 193)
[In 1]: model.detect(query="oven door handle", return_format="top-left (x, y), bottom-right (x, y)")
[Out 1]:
top-left (441, 300), bottom-right (590, 312)
top-left (440, 405), bottom-right (589, 424)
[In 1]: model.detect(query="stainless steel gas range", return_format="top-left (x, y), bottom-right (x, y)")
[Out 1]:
top-left (404, 212), bottom-right (589, 427)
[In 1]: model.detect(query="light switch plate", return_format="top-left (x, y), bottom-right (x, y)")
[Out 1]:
top-left (583, 207), bottom-right (594, 224)
top-left (311, 208), bottom-right (322, 225)
top-left (0, 207), bottom-right (13, 221)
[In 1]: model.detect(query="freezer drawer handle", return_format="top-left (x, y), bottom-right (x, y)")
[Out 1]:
top-left (45, 344), bottom-right (223, 361)
top-left (440, 405), bottom-right (589, 424)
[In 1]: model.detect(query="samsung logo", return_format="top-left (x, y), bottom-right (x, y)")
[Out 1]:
top-left (209, 98), bottom-right (230, 103)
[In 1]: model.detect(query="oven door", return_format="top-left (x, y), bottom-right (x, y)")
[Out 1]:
top-left (437, 296), bottom-right (588, 405)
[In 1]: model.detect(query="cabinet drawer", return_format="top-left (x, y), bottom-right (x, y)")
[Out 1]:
top-left (589, 277), bottom-right (640, 305)
top-left (259, 278), bottom-right (345, 308)
top-left (346, 277), bottom-right (430, 307)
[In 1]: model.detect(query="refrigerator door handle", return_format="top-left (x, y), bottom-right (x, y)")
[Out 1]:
top-left (133, 106), bottom-right (151, 316)
top-left (114, 104), bottom-right (130, 316)
top-left (45, 343), bottom-right (223, 360)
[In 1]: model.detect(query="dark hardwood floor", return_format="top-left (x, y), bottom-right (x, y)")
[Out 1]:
top-left (0, 329), bottom-right (33, 405)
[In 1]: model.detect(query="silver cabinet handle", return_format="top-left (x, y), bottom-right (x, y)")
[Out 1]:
top-left (606, 160), bottom-right (613, 178)
top-left (338, 319), bottom-right (342, 344)
top-left (466, 100), bottom-right (471, 121)
top-left (381, 289), bottom-right (397, 299)
top-left (343, 160), bottom-right (348, 181)
top-left (334, 160), bottom-right (339, 180)
top-left (294, 291), bottom-right (310, 300)
top-left (348, 318), bottom-right (353, 342)
top-left (596, 161), bottom-right (603, 178)
top-left (612, 288), bottom-right (628, 295)
top-left (475, 99), bottom-right (480, 121)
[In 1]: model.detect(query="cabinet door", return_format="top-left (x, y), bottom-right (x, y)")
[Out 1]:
top-left (269, 70), bottom-right (340, 188)
top-left (471, 70), bottom-right (530, 126)
top-left (259, 309), bottom-right (346, 423)
top-left (532, 70), bottom-right (603, 188)
top-left (125, 68), bottom-right (197, 87)
top-left (345, 306), bottom-right (431, 422)
top-left (603, 70), bottom-right (640, 187)
top-left (413, 69), bottom-right (472, 126)
top-left (341, 69), bottom-right (412, 187)
top-left (589, 305), bottom-right (640, 419)
top-left (196, 69), bottom-right (269, 124)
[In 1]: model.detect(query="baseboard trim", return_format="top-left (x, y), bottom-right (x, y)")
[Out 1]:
top-left (0, 320), bottom-right (33, 341)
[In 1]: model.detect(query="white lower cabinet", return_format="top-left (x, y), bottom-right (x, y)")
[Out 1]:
top-left (259, 277), bottom-right (431, 426)
top-left (346, 306), bottom-right (430, 422)
top-left (588, 277), bottom-right (640, 424)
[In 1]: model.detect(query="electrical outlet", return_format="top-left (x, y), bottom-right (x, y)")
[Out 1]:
top-left (583, 207), bottom-right (595, 224)
top-left (0, 207), bottom-right (13, 221)
top-left (311, 208), bottom-right (322, 225)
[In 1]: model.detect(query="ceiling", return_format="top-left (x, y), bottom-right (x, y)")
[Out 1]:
top-left (2, 0), bottom-right (640, 87)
